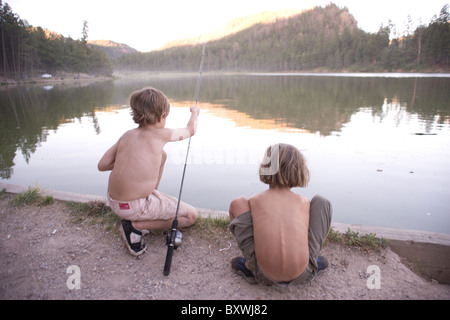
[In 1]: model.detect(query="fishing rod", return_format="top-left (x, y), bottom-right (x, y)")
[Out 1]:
top-left (163, 44), bottom-right (206, 276)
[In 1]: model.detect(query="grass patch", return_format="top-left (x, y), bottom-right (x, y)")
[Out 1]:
top-left (65, 201), bottom-right (231, 235)
top-left (13, 186), bottom-right (42, 205)
top-left (67, 201), bottom-right (120, 231)
top-left (185, 216), bottom-right (230, 240)
top-left (326, 227), bottom-right (389, 252)
top-left (190, 216), bottom-right (230, 233)
top-left (13, 186), bottom-right (54, 206)
top-left (183, 216), bottom-right (232, 248)
top-left (40, 195), bottom-right (55, 205)
top-left (63, 201), bottom-right (388, 253)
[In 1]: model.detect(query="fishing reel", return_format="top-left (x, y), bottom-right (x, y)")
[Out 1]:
top-left (163, 229), bottom-right (183, 249)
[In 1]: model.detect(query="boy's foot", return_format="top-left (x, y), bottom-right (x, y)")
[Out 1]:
top-left (231, 257), bottom-right (257, 284)
top-left (117, 220), bottom-right (148, 256)
top-left (310, 255), bottom-right (329, 281)
top-left (317, 255), bottom-right (329, 271)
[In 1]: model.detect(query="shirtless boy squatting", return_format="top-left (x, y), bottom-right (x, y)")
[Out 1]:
top-left (228, 143), bottom-right (333, 285)
top-left (98, 87), bottom-right (199, 256)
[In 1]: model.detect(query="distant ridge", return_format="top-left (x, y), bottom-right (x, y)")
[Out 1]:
top-left (114, 4), bottom-right (361, 71)
top-left (88, 40), bottom-right (138, 59)
top-left (114, 3), bottom-right (450, 73)
top-left (159, 9), bottom-right (303, 50)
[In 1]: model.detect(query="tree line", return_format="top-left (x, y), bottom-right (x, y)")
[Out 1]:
top-left (1, 2), bottom-right (448, 79)
top-left (0, 1), bottom-right (112, 81)
top-left (115, 3), bottom-right (449, 72)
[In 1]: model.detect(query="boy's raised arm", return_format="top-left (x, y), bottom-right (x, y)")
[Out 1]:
top-left (168, 105), bottom-right (200, 142)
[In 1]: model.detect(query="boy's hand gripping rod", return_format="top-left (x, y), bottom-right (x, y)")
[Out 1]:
top-left (163, 44), bottom-right (206, 276)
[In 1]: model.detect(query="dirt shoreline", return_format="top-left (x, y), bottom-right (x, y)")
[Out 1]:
top-left (0, 192), bottom-right (449, 300)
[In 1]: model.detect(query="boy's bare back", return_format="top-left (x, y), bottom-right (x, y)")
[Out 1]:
top-left (250, 188), bottom-right (310, 282)
top-left (229, 143), bottom-right (331, 285)
top-left (98, 86), bottom-right (199, 202)
top-left (102, 126), bottom-right (169, 201)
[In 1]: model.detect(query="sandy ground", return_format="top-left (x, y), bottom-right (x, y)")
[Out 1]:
top-left (0, 193), bottom-right (449, 302)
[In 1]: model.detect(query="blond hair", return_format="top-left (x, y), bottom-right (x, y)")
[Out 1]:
top-left (259, 143), bottom-right (309, 188)
top-left (129, 87), bottom-right (170, 126)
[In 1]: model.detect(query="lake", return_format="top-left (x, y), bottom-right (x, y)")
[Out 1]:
top-left (1, 73), bottom-right (449, 234)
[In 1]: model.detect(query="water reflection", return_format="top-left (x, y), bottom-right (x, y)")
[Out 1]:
top-left (2, 75), bottom-right (448, 179)
top-left (0, 76), bottom-right (445, 161)
top-left (116, 74), bottom-right (450, 135)
top-left (0, 74), bottom-right (449, 233)
top-left (0, 82), bottom-right (115, 178)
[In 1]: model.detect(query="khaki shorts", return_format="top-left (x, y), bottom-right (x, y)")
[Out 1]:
top-left (228, 195), bottom-right (332, 286)
top-left (107, 190), bottom-right (189, 222)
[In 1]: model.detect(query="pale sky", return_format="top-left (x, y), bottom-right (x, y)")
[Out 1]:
top-left (6, 0), bottom-right (448, 52)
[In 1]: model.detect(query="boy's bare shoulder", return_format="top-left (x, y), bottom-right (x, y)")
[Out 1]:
top-left (249, 189), bottom-right (268, 202)
top-left (123, 126), bottom-right (172, 139)
top-left (121, 127), bottom-right (140, 136)
top-left (291, 192), bottom-right (310, 207)
top-left (144, 126), bottom-right (175, 138)
top-left (117, 128), bottom-right (140, 142)
top-left (296, 193), bottom-right (310, 202)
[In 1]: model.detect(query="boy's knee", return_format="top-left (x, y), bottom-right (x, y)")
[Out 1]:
top-left (311, 195), bottom-right (332, 215)
top-left (229, 196), bottom-right (250, 219)
top-left (231, 195), bottom-right (247, 204)
top-left (310, 195), bottom-right (333, 232)
top-left (230, 196), bottom-right (248, 208)
top-left (186, 205), bottom-right (197, 225)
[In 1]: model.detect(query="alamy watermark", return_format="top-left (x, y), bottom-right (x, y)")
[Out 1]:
top-left (66, 265), bottom-right (81, 290)
top-left (366, 265), bottom-right (381, 289)
top-left (169, 143), bottom-right (280, 175)
top-left (64, 263), bottom-right (380, 293)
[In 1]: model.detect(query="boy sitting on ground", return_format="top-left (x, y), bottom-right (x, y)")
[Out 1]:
top-left (228, 143), bottom-right (332, 285)
top-left (98, 87), bottom-right (199, 256)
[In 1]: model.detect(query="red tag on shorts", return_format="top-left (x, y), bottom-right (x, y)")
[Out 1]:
top-left (119, 202), bottom-right (130, 210)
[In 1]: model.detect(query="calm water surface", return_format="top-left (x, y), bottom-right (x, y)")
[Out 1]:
top-left (1, 74), bottom-right (449, 233)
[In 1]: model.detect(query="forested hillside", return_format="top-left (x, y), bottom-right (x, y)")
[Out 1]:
top-left (0, 1), bottom-right (113, 81)
top-left (1, 1), bottom-right (449, 80)
top-left (115, 3), bottom-right (449, 72)
top-left (159, 9), bottom-right (303, 50)
top-left (88, 40), bottom-right (137, 60)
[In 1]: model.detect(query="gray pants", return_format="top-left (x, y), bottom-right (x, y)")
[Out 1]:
top-left (228, 195), bottom-right (333, 286)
